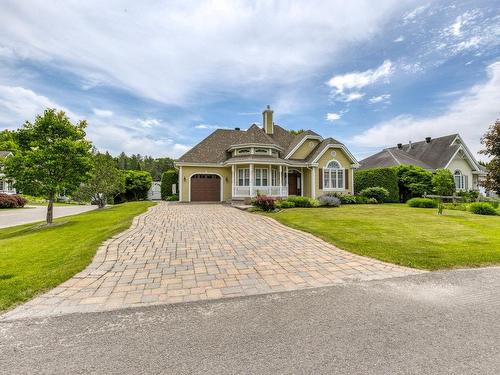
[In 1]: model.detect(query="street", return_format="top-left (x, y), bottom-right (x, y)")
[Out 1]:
top-left (1, 267), bottom-right (499, 374)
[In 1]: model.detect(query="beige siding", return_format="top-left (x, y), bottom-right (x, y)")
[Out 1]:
top-left (447, 154), bottom-right (475, 190)
top-left (314, 147), bottom-right (354, 198)
top-left (180, 166), bottom-right (232, 202)
top-left (289, 139), bottom-right (320, 160)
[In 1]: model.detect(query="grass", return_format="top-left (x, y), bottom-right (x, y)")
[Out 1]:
top-left (262, 204), bottom-right (500, 270)
top-left (0, 201), bottom-right (155, 311)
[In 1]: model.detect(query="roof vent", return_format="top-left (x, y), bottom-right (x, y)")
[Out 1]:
top-left (425, 136), bottom-right (431, 143)
top-left (234, 127), bottom-right (240, 131)
top-left (397, 143), bottom-right (402, 149)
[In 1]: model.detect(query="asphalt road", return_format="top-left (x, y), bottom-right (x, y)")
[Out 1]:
top-left (1, 267), bottom-right (499, 374)
top-left (0, 205), bottom-right (96, 228)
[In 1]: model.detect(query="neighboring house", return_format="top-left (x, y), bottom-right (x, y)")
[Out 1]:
top-left (0, 151), bottom-right (16, 194)
top-left (175, 106), bottom-right (359, 202)
top-left (358, 134), bottom-right (487, 193)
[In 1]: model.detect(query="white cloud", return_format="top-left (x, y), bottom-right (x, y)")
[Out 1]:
top-left (352, 62), bottom-right (500, 158)
top-left (327, 60), bottom-right (393, 102)
top-left (403, 4), bottom-right (429, 22)
top-left (92, 108), bottom-right (113, 117)
top-left (326, 113), bottom-right (341, 122)
top-left (369, 94), bottom-right (391, 104)
top-left (447, 10), bottom-right (479, 37)
top-left (0, 84), bottom-right (190, 157)
top-left (0, 1), bottom-right (405, 106)
top-left (394, 36), bottom-right (404, 42)
top-left (195, 124), bottom-right (221, 130)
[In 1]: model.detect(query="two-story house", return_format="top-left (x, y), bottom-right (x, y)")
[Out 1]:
top-left (175, 106), bottom-right (359, 203)
top-left (0, 151), bottom-right (16, 194)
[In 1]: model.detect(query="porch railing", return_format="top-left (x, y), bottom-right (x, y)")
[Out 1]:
top-left (232, 185), bottom-right (287, 197)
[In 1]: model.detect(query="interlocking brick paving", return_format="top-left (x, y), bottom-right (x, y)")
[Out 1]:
top-left (2, 203), bottom-right (423, 320)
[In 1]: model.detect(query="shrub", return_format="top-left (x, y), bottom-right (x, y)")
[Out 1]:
top-left (360, 187), bottom-right (390, 203)
top-left (253, 195), bottom-right (276, 211)
top-left (321, 192), bottom-right (356, 204)
top-left (124, 170), bottom-right (153, 201)
top-left (354, 168), bottom-right (399, 202)
top-left (407, 197), bottom-right (438, 208)
top-left (355, 195), bottom-right (369, 204)
top-left (367, 198), bottom-right (378, 204)
top-left (487, 200), bottom-right (499, 209)
top-left (469, 202), bottom-right (498, 215)
top-left (0, 194), bottom-right (27, 208)
top-left (318, 194), bottom-right (341, 207)
top-left (161, 170), bottom-right (178, 200)
top-left (286, 196), bottom-right (314, 207)
top-left (275, 200), bottom-right (295, 209)
top-left (457, 190), bottom-right (480, 203)
top-left (165, 195), bottom-right (179, 201)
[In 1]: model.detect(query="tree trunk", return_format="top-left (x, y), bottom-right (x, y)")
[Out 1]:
top-left (99, 194), bottom-right (106, 209)
top-left (47, 192), bottom-right (54, 224)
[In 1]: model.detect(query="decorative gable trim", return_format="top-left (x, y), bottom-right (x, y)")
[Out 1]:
top-left (444, 136), bottom-right (481, 171)
top-left (311, 143), bottom-right (360, 167)
top-left (284, 135), bottom-right (323, 159)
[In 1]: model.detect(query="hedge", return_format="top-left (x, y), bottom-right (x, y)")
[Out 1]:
top-left (161, 170), bottom-right (178, 200)
top-left (354, 167), bottom-right (399, 202)
top-left (407, 197), bottom-right (438, 208)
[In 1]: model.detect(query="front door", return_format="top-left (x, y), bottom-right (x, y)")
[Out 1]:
top-left (288, 171), bottom-right (301, 196)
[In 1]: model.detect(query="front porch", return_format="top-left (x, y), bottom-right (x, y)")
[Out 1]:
top-left (230, 164), bottom-right (303, 198)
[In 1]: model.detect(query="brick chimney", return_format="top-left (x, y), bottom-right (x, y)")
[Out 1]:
top-left (262, 105), bottom-right (274, 135)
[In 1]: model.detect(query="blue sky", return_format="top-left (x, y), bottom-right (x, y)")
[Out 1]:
top-left (0, 1), bottom-right (499, 160)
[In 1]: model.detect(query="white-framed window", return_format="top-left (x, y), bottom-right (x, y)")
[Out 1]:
top-left (255, 149), bottom-right (268, 154)
top-left (238, 168), bottom-right (250, 186)
top-left (255, 168), bottom-right (268, 186)
top-left (323, 160), bottom-right (344, 190)
top-left (454, 170), bottom-right (468, 190)
top-left (271, 169), bottom-right (278, 186)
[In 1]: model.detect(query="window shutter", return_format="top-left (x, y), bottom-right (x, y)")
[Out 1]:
top-left (319, 168), bottom-right (323, 190)
top-left (344, 169), bottom-right (349, 190)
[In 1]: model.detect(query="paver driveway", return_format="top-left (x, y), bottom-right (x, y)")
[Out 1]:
top-left (2, 203), bottom-right (422, 320)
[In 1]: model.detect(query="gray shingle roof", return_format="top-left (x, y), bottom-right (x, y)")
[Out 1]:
top-left (0, 151), bottom-right (12, 158)
top-left (359, 134), bottom-right (466, 171)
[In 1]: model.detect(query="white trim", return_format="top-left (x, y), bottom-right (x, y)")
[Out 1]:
top-left (284, 135), bottom-right (323, 159)
top-left (300, 167), bottom-right (304, 195)
top-left (249, 164), bottom-right (254, 197)
top-left (175, 162), bottom-right (223, 167)
top-left (179, 166), bottom-right (183, 201)
top-left (188, 172), bottom-right (224, 202)
top-left (444, 144), bottom-right (481, 171)
top-left (311, 143), bottom-right (359, 166)
top-left (227, 143), bottom-right (283, 152)
top-left (311, 167), bottom-right (316, 199)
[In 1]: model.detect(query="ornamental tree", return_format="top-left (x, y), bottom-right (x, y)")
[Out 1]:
top-left (432, 169), bottom-right (455, 196)
top-left (76, 151), bottom-right (125, 208)
top-left (124, 170), bottom-right (153, 201)
top-left (5, 109), bottom-right (93, 224)
top-left (396, 165), bottom-right (433, 201)
top-left (479, 120), bottom-right (500, 194)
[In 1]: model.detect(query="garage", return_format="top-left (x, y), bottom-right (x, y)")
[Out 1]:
top-left (190, 174), bottom-right (221, 202)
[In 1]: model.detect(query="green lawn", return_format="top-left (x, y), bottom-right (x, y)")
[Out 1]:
top-left (0, 201), bottom-right (155, 311)
top-left (263, 204), bottom-right (500, 270)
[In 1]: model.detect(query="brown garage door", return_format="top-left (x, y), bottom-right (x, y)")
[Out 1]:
top-left (190, 174), bottom-right (221, 202)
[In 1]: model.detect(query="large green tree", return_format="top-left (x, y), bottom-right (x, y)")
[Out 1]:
top-left (0, 129), bottom-right (18, 151)
top-left (396, 165), bottom-right (433, 201)
top-left (123, 170), bottom-right (153, 201)
top-left (5, 109), bottom-right (93, 224)
top-left (480, 120), bottom-right (500, 194)
top-left (76, 151), bottom-right (125, 208)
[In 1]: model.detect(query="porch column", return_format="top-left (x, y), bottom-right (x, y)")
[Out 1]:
top-left (311, 167), bottom-right (316, 199)
top-left (179, 166), bottom-right (183, 202)
top-left (279, 165), bottom-right (283, 196)
top-left (250, 163), bottom-right (254, 197)
top-left (269, 164), bottom-right (272, 194)
top-left (286, 166), bottom-right (289, 195)
top-left (231, 165), bottom-right (235, 197)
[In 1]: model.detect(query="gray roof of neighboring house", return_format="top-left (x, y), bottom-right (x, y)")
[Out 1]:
top-left (358, 134), bottom-right (469, 171)
top-left (0, 151), bottom-right (12, 158)
top-left (177, 124), bottom-right (330, 164)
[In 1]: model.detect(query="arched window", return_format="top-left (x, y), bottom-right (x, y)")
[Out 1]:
top-left (323, 160), bottom-right (344, 190)
top-left (454, 169), bottom-right (467, 190)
